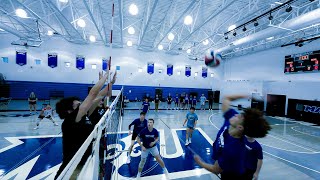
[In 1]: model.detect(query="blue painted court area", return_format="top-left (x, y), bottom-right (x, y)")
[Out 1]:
top-left (0, 109), bottom-right (319, 179)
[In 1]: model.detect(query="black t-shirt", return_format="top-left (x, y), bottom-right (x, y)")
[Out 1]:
top-left (89, 107), bottom-right (106, 126)
top-left (155, 97), bottom-right (160, 103)
top-left (167, 96), bottom-right (172, 103)
top-left (61, 107), bottom-right (94, 163)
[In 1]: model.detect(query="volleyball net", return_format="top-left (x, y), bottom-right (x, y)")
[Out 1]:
top-left (56, 88), bottom-right (124, 180)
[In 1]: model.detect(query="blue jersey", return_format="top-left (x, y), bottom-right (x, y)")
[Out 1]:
top-left (129, 118), bottom-right (148, 134)
top-left (186, 112), bottom-right (198, 128)
top-left (184, 96), bottom-right (189, 103)
top-left (192, 98), bottom-right (197, 104)
top-left (175, 96), bottom-right (179, 103)
top-left (139, 128), bottom-right (159, 149)
top-left (212, 109), bottom-right (246, 175)
top-left (244, 138), bottom-right (263, 171)
top-left (142, 102), bottom-right (150, 112)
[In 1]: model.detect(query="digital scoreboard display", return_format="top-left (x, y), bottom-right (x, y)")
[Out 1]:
top-left (284, 50), bottom-right (319, 73)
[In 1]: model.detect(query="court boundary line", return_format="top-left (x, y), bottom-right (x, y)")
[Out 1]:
top-left (208, 114), bottom-right (320, 175)
top-left (291, 126), bottom-right (320, 138)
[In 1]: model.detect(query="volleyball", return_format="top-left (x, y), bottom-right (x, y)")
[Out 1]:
top-left (205, 50), bottom-right (221, 67)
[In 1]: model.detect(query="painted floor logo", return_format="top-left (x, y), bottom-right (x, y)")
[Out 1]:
top-left (0, 128), bottom-right (215, 180)
top-left (107, 128), bottom-right (215, 179)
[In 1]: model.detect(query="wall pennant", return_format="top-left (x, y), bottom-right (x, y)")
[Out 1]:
top-left (185, 65), bottom-right (191, 77)
top-left (167, 64), bottom-right (173, 76)
top-left (48, 53), bottom-right (58, 68)
top-left (16, 51), bottom-right (27, 66)
top-left (102, 58), bottom-right (109, 71)
top-left (202, 67), bottom-right (208, 78)
top-left (147, 62), bottom-right (154, 74)
top-left (76, 55), bottom-right (85, 70)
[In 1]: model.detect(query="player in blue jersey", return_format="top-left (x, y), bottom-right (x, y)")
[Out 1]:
top-left (244, 136), bottom-right (263, 180)
top-left (126, 112), bottom-right (148, 164)
top-left (184, 94), bottom-right (189, 109)
top-left (194, 95), bottom-right (271, 179)
top-left (183, 107), bottom-right (198, 145)
top-left (200, 94), bottom-right (207, 110)
top-left (192, 96), bottom-right (197, 108)
top-left (141, 98), bottom-right (150, 114)
top-left (174, 94), bottom-right (179, 110)
top-left (136, 119), bottom-right (169, 179)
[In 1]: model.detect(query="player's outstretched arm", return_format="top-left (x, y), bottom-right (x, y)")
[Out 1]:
top-left (222, 95), bottom-right (249, 112)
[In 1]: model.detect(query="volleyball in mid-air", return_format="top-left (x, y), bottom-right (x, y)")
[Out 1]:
top-left (205, 50), bottom-right (221, 67)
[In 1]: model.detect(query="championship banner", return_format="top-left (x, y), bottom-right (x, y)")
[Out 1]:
top-left (76, 55), bottom-right (85, 70)
top-left (48, 53), bottom-right (57, 68)
top-left (202, 67), bottom-right (208, 78)
top-left (16, 51), bottom-right (27, 66)
top-left (185, 65), bottom-right (191, 77)
top-left (147, 62), bottom-right (154, 74)
top-left (167, 64), bottom-right (173, 76)
top-left (102, 58), bottom-right (108, 71)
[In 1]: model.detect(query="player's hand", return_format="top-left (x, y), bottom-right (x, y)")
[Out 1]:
top-left (129, 131), bottom-right (132, 135)
top-left (183, 123), bottom-right (185, 127)
top-left (149, 142), bottom-right (155, 147)
top-left (142, 146), bottom-right (146, 151)
top-left (253, 172), bottom-right (259, 180)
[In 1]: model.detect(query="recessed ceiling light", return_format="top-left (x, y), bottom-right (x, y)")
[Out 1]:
top-left (184, 15), bottom-right (193, 25)
top-left (77, 19), bottom-right (86, 28)
top-left (127, 40), bottom-right (133, 46)
top-left (266, 36), bottom-right (274, 40)
top-left (128, 27), bottom-right (135, 34)
top-left (168, 33), bottom-right (175, 41)
top-left (158, 44), bottom-right (163, 50)
top-left (129, 4), bottom-right (138, 15)
top-left (186, 49), bottom-right (191, 54)
top-left (202, 39), bottom-right (209, 45)
top-left (47, 30), bottom-right (53, 36)
top-left (89, 35), bottom-right (96, 42)
top-left (15, 9), bottom-right (28, 18)
top-left (194, 72), bottom-right (198, 76)
top-left (228, 24), bottom-right (236, 31)
top-left (211, 73), bottom-right (214, 77)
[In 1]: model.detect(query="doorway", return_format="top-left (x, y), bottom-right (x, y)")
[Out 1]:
top-left (266, 94), bottom-right (286, 117)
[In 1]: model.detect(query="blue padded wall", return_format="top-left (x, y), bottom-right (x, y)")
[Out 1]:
top-left (6, 81), bottom-right (210, 100)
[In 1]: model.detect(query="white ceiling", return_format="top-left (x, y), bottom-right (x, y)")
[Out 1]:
top-left (0, 0), bottom-right (319, 59)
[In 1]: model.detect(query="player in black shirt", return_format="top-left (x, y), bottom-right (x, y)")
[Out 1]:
top-left (167, 94), bottom-right (173, 110)
top-left (54, 72), bottom-right (114, 179)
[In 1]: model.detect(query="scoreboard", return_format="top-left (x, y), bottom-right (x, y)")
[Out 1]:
top-left (284, 50), bottom-right (320, 73)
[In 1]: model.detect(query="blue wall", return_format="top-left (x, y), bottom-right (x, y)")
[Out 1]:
top-left (6, 81), bottom-right (210, 100)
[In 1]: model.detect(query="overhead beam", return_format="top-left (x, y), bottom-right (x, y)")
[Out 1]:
top-left (82, 0), bottom-right (106, 45)
top-left (118, 0), bottom-right (123, 47)
top-left (138, 0), bottom-right (159, 46)
top-left (169, 0), bottom-right (238, 51)
top-left (44, 0), bottom-right (86, 43)
top-left (0, 21), bottom-right (28, 39)
top-left (11, 0), bottom-right (60, 35)
top-left (154, 0), bottom-right (197, 49)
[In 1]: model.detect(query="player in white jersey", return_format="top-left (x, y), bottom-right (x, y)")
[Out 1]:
top-left (33, 104), bottom-right (58, 129)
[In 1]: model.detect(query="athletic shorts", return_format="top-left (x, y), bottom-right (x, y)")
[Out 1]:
top-left (141, 146), bottom-right (159, 158)
top-left (175, 102), bottom-right (179, 105)
top-left (131, 132), bottom-right (139, 140)
top-left (38, 115), bottom-right (51, 119)
top-left (201, 102), bottom-right (205, 105)
top-left (29, 102), bottom-right (36, 105)
top-left (187, 126), bottom-right (194, 130)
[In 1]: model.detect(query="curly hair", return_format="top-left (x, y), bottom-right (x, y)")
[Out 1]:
top-left (55, 97), bottom-right (80, 119)
top-left (242, 108), bottom-right (271, 138)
